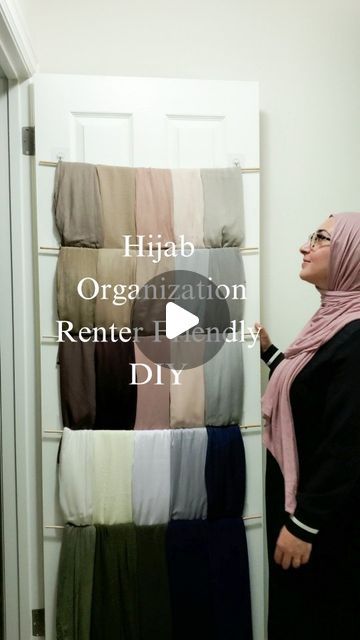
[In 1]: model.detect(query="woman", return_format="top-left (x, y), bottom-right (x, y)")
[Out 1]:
top-left (256, 212), bottom-right (360, 639)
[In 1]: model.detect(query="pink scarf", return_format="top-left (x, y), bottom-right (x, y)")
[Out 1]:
top-left (262, 212), bottom-right (360, 513)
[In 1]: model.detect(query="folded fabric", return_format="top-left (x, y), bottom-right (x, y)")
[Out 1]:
top-left (170, 429), bottom-right (208, 519)
top-left (174, 247), bottom-right (209, 275)
top-left (166, 520), bottom-right (216, 640)
top-left (208, 518), bottom-right (253, 640)
top-left (170, 338), bottom-right (205, 428)
top-left (207, 247), bottom-right (246, 328)
top-left (96, 165), bottom-right (136, 248)
top-left (93, 431), bottom-right (134, 524)
top-left (53, 161), bottom-right (104, 248)
top-left (134, 338), bottom-right (170, 429)
top-left (56, 524), bottom-right (96, 640)
top-left (59, 428), bottom-right (94, 525)
top-left (56, 522), bottom-right (252, 640)
top-left (205, 426), bottom-right (246, 519)
top-left (201, 167), bottom-right (244, 247)
top-left (135, 168), bottom-right (175, 247)
top-left (57, 247), bottom-right (98, 332)
top-left (169, 366), bottom-right (205, 428)
top-left (135, 251), bottom-right (174, 289)
top-left (58, 338), bottom-right (96, 429)
top-left (94, 249), bottom-right (136, 330)
top-left (91, 524), bottom-right (139, 640)
top-left (171, 169), bottom-right (205, 247)
top-left (204, 334), bottom-right (244, 426)
top-left (133, 252), bottom-right (174, 336)
top-left (132, 430), bottom-right (171, 525)
top-left (135, 525), bottom-right (172, 640)
top-left (94, 341), bottom-right (137, 430)
top-left (174, 248), bottom-right (209, 326)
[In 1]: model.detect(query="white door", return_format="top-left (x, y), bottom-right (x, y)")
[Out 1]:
top-left (33, 73), bottom-right (263, 639)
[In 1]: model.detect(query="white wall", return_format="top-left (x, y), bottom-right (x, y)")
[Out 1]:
top-left (6, 1), bottom-right (360, 633)
top-left (16, 0), bottom-right (360, 351)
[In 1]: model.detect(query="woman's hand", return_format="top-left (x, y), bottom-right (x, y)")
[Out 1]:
top-left (274, 526), bottom-right (312, 570)
top-left (254, 322), bottom-right (272, 352)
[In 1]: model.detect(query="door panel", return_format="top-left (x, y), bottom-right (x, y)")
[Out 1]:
top-left (33, 74), bottom-right (263, 639)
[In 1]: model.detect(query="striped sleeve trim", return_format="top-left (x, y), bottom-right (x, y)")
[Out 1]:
top-left (289, 515), bottom-right (319, 535)
top-left (266, 349), bottom-right (282, 366)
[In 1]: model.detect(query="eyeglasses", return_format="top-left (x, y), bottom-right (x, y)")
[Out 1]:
top-left (307, 231), bottom-right (332, 250)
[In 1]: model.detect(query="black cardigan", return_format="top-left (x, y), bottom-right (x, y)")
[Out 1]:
top-left (262, 319), bottom-right (360, 543)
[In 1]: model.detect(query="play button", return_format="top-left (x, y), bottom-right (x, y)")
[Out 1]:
top-left (165, 302), bottom-right (199, 339)
top-left (132, 268), bottom-right (235, 370)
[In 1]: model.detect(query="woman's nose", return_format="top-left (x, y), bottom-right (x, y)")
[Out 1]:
top-left (299, 240), bottom-right (310, 254)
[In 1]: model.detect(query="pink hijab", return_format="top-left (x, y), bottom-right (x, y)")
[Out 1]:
top-left (262, 212), bottom-right (360, 514)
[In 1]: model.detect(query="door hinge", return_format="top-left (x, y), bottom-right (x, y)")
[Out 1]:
top-left (22, 126), bottom-right (35, 156)
top-left (32, 608), bottom-right (45, 636)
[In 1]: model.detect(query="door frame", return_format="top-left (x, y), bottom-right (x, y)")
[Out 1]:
top-left (0, 0), bottom-right (37, 80)
top-left (0, 3), bottom-right (40, 638)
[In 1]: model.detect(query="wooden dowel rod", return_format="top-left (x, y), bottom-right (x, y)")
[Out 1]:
top-left (38, 161), bottom-right (260, 173)
top-left (44, 513), bottom-right (262, 529)
top-left (39, 245), bottom-right (259, 253)
top-left (43, 423), bottom-right (261, 436)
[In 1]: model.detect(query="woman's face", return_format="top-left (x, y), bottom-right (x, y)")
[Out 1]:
top-left (299, 216), bottom-right (335, 289)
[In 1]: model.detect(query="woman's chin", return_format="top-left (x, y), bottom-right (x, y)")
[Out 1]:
top-left (299, 269), bottom-right (313, 283)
